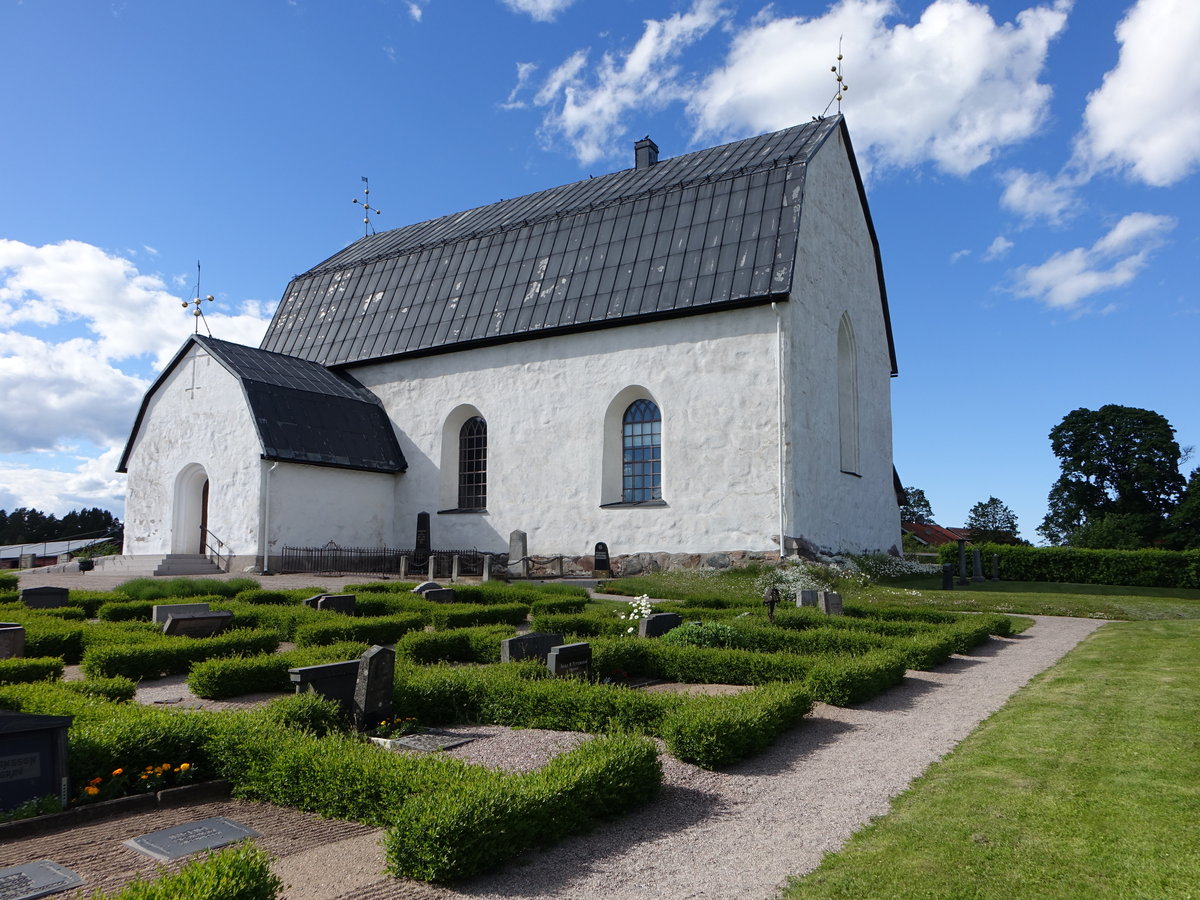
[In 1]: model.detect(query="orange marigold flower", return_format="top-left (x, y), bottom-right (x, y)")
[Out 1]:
top-left (179, 763), bottom-right (191, 771)
top-left (89, 777), bottom-right (103, 786)
top-left (112, 768), bottom-right (124, 776)
top-left (84, 786), bottom-right (100, 796)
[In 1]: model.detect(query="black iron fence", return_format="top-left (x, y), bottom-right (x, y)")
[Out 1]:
top-left (280, 544), bottom-right (505, 578)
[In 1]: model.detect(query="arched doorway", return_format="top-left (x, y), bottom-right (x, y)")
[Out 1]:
top-left (171, 464), bottom-right (210, 554)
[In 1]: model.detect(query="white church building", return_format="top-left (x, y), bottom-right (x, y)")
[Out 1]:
top-left (118, 116), bottom-right (903, 574)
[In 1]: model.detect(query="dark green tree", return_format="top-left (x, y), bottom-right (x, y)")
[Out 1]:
top-left (1165, 468), bottom-right (1200, 550)
top-left (900, 486), bottom-right (936, 524)
top-left (1038, 405), bottom-right (1186, 546)
top-left (966, 496), bottom-right (1021, 544)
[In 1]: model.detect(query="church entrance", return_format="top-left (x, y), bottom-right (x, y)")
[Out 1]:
top-left (171, 464), bottom-right (210, 554)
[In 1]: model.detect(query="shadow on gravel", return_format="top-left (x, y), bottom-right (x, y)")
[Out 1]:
top-left (728, 717), bottom-right (857, 777)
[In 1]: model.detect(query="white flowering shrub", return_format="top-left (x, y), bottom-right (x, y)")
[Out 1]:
top-left (848, 554), bottom-right (941, 580)
top-left (618, 594), bottom-right (654, 635)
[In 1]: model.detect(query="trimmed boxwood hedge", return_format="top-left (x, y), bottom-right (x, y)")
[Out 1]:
top-left (0, 656), bottom-right (64, 685)
top-left (427, 602), bottom-right (529, 631)
top-left (187, 642), bottom-right (372, 699)
top-left (395, 624), bottom-right (516, 665)
top-left (97, 600), bottom-right (156, 621)
top-left (80, 628), bottom-right (280, 679)
top-left (87, 842), bottom-right (281, 900)
top-left (529, 611), bottom-right (628, 637)
top-left (660, 682), bottom-right (812, 768)
top-left (292, 613), bottom-right (425, 648)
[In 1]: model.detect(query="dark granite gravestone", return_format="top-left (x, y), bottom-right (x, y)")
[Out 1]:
top-left (500, 632), bottom-right (565, 664)
top-left (123, 817), bottom-right (260, 862)
top-left (384, 731), bottom-right (474, 753)
top-left (817, 592), bottom-right (844, 615)
top-left (422, 588), bottom-right (456, 603)
top-left (411, 582), bottom-right (441, 595)
top-left (638, 613), bottom-right (683, 638)
top-left (289, 659), bottom-right (360, 714)
top-left (18, 587), bottom-right (68, 610)
top-left (162, 610), bottom-right (233, 638)
top-left (0, 711), bottom-right (72, 813)
top-left (300, 594), bottom-right (326, 609)
top-left (152, 602), bottom-right (210, 624)
top-left (972, 548), bottom-right (985, 583)
top-left (353, 645), bottom-right (395, 729)
top-left (547, 642), bottom-right (592, 681)
top-left (317, 594), bottom-right (356, 615)
top-left (942, 563), bottom-right (955, 590)
top-left (797, 590), bottom-right (819, 608)
top-left (593, 541), bottom-right (611, 576)
top-left (0, 624), bottom-right (24, 660)
top-left (415, 511), bottom-right (431, 566)
top-left (0, 860), bottom-right (83, 900)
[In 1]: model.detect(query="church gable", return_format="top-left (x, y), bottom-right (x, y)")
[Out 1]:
top-left (118, 335), bottom-right (405, 474)
top-left (260, 118), bottom-right (857, 368)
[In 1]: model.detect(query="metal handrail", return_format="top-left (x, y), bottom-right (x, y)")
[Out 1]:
top-left (201, 529), bottom-right (233, 572)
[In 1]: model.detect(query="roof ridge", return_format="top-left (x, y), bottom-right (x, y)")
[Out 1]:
top-left (304, 119), bottom-right (832, 277)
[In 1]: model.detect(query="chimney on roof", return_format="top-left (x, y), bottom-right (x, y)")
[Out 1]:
top-left (634, 136), bottom-right (659, 170)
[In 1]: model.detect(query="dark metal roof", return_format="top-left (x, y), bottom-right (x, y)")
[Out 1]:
top-left (117, 335), bottom-right (406, 474)
top-left (261, 117), bottom-right (890, 369)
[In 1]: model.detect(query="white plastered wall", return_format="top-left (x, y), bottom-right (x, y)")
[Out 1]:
top-left (122, 346), bottom-right (265, 557)
top-left (784, 127), bottom-right (900, 553)
top-left (352, 308), bottom-right (782, 558)
top-left (264, 464), bottom-right (401, 558)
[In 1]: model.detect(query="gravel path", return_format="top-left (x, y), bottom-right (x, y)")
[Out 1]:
top-left (6, 569), bottom-right (1110, 898)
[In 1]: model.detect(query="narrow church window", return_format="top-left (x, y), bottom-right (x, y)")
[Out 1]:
top-left (838, 314), bottom-right (860, 475)
top-left (458, 416), bottom-right (487, 509)
top-left (622, 399), bottom-right (661, 502)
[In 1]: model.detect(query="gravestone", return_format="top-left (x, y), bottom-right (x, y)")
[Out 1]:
top-left (638, 612), bottom-right (682, 638)
top-left (123, 817), bottom-right (260, 862)
top-left (508, 530), bottom-right (528, 577)
top-left (423, 588), bottom-right (456, 603)
top-left (353, 645), bottom-right (395, 730)
top-left (162, 610), bottom-right (233, 639)
top-left (414, 511), bottom-right (431, 566)
top-left (817, 592), bottom-right (844, 615)
top-left (972, 548), bottom-right (985, 583)
top-left (0, 624), bottom-right (24, 660)
top-left (797, 590), bottom-right (819, 608)
top-left (593, 541), bottom-right (611, 576)
top-left (0, 710), bottom-right (73, 813)
top-left (547, 642), bottom-right (592, 681)
top-left (500, 632), bottom-right (564, 664)
top-left (992, 553), bottom-right (1000, 581)
top-left (383, 731), bottom-right (475, 753)
top-left (300, 594), bottom-right (326, 609)
top-left (18, 587), bottom-right (68, 610)
top-left (956, 539), bottom-right (970, 585)
top-left (289, 659), bottom-right (360, 714)
top-left (152, 602), bottom-right (210, 624)
top-left (0, 860), bottom-right (83, 899)
top-left (317, 594), bottom-right (356, 615)
top-left (410, 582), bottom-right (440, 595)
top-left (941, 563), bottom-right (954, 590)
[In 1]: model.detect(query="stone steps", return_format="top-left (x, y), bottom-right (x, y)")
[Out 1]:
top-left (84, 554), bottom-right (226, 577)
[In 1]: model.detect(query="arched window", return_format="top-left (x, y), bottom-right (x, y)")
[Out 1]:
top-left (622, 399), bottom-right (661, 502)
top-left (837, 314), bottom-right (860, 474)
top-left (458, 416), bottom-right (487, 509)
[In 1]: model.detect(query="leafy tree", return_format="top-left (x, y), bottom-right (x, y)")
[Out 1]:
top-left (1165, 468), bottom-right (1200, 550)
top-left (1039, 405), bottom-right (1186, 546)
top-left (966, 496), bottom-right (1021, 544)
top-left (900, 486), bottom-right (936, 524)
top-left (0, 506), bottom-right (122, 545)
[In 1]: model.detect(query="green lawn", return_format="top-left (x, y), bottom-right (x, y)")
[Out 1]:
top-left (878, 577), bottom-right (1200, 620)
top-left (780, 619), bottom-right (1200, 900)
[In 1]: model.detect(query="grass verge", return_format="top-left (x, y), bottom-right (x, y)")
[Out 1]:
top-left (780, 619), bottom-right (1200, 900)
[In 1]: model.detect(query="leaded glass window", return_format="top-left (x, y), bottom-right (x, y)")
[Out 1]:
top-left (458, 416), bottom-right (487, 509)
top-left (622, 400), bottom-right (661, 502)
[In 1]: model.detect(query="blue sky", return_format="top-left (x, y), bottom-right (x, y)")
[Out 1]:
top-left (1, 0), bottom-right (1197, 544)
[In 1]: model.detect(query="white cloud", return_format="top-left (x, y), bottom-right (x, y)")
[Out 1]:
top-left (0, 240), bottom-right (272, 456)
top-left (690, 0), bottom-right (1071, 176)
top-left (501, 0), bottom-right (575, 22)
top-left (1014, 212), bottom-right (1175, 310)
top-left (999, 168), bottom-right (1079, 224)
top-left (0, 448), bottom-right (127, 520)
top-left (407, 1), bottom-right (423, 22)
top-left (1076, 0), bottom-right (1200, 186)
top-left (502, 61), bottom-right (539, 109)
top-left (530, 0), bottom-right (730, 165)
top-left (949, 249), bottom-right (971, 263)
top-left (984, 235), bottom-right (1014, 260)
